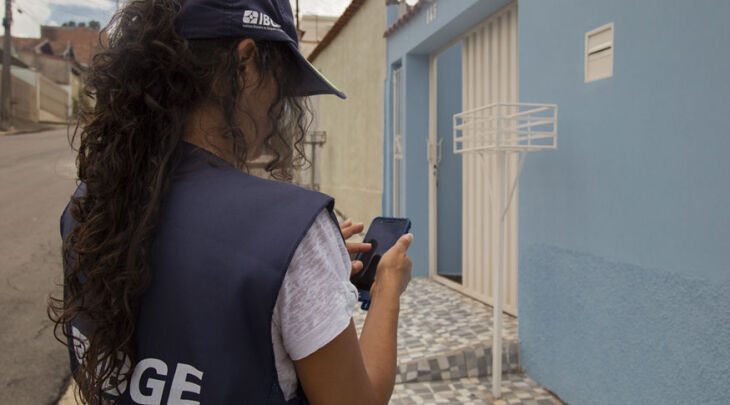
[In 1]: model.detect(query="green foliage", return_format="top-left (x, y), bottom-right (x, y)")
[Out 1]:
top-left (60, 20), bottom-right (101, 31)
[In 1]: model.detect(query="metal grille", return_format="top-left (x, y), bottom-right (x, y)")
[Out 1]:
top-left (454, 103), bottom-right (557, 153)
top-left (460, 3), bottom-right (519, 315)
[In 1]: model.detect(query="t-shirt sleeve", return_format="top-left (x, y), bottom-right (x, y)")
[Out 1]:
top-left (272, 208), bottom-right (359, 361)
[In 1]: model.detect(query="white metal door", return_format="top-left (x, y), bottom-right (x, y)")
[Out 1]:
top-left (461, 3), bottom-right (519, 315)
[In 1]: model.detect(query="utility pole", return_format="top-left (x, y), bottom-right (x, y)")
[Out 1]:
top-left (1, 0), bottom-right (12, 130)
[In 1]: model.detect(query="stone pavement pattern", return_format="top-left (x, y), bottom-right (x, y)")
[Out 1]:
top-left (0, 128), bottom-right (78, 404)
top-left (353, 279), bottom-right (561, 404)
top-left (352, 278), bottom-right (518, 364)
top-left (389, 373), bottom-right (560, 405)
top-left (353, 278), bottom-right (521, 385)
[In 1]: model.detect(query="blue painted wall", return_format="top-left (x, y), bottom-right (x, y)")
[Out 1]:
top-left (386, 0), bottom-right (511, 62)
top-left (518, 0), bottom-right (730, 403)
top-left (436, 43), bottom-right (463, 277)
top-left (386, 4), bottom-right (399, 26)
top-left (401, 54), bottom-right (430, 277)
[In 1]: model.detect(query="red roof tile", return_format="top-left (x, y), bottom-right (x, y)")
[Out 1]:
top-left (40, 26), bottom-right (107, 66)
top-left (18, 48), bottom-right (71, 62)
top-left (0, 36), bottom-right (45, 51)
top-left (48, 40), bottom-right (71, 56)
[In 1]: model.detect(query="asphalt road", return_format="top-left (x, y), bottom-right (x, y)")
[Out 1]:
top-left (0, 128), bottom-right (78, 404)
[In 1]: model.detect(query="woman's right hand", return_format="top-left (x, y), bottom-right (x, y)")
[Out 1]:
top-left (294, 233), bottom-right (414, 405)
top-left (371, 234), bottom-right (414, 299)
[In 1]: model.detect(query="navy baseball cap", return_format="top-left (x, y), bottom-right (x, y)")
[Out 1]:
top-left (175, 0), bottom-right (346, 99)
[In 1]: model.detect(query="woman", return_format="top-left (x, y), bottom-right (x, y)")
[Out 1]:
top-left (49, 0), bottom-right (413, 404)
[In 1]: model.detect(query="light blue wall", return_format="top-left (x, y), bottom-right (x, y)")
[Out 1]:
top-left (386, 4), bottom-right (399, 26)
top-left (384, 0), bottom-right (510, 277)
top-left (519, 0), bottom-right (730, 403)
top-left (386, 0), bottom-right (511, 64)
top-left (401, 54), bottom-right (430, 276)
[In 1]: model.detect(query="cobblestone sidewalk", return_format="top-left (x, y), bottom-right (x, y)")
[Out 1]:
top-left (389, 373), bottom-right (561, 404)
top-left (355, 278), bottom-right (562, 404)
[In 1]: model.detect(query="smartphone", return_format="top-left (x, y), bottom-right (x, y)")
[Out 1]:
top-left (350, 217), bottom-right (412, 292)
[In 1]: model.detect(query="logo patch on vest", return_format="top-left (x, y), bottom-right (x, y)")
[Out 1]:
top-left (72, 326), bottom-right (205, 404)
top-left (242, 10), bottom-right (283, 31)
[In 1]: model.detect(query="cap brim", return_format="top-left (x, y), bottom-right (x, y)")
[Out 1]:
top-left (287, 42), bottom-right (346, 99)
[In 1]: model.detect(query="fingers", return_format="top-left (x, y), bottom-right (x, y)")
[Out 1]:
top-left (346, 242), bottom-right (371, 254)
top-left (393, 233), bottom-right (414, 253)
top-left (341, 222), bottom-right (365, 240)
top-left (350, 260), bottom-right (363, 277)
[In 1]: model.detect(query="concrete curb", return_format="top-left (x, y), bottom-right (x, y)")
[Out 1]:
top-left (0, 123), bottom-right (67, 136)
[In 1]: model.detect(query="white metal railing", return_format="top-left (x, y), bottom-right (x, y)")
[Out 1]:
top-left (453, 102), bottom-right (558, 398)
top-left (454, 103), bottom-right (558, 154)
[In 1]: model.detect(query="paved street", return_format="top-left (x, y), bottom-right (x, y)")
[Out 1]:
top-left (0, 128), bottom-right (78, 404)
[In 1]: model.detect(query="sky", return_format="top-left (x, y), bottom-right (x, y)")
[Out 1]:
top-left (8, 0), bottom-right (357, 38)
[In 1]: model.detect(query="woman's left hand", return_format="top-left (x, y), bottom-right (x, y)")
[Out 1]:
top-left (340, 219), bottom-right (371, 276)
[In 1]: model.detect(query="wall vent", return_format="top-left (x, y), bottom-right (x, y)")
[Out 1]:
top-left (585, 22), bottom-right (614, 82)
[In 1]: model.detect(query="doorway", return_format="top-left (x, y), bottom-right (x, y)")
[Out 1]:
top-left (428, 2), bottom-right (519, 316)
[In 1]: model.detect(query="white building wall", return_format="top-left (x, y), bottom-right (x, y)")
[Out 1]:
top-left (310, 0), bottom-right (386, 226)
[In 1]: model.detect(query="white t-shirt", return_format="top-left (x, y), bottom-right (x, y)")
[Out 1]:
top-left (271, 209), bottom-right (359, 400)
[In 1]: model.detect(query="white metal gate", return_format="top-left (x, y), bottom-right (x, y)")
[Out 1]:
top-left (429, 3), bottom-right (519, 315)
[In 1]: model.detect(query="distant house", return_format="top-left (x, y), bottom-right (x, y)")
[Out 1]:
top-left (37, 26), bottom-right (106, 117)
top-left (1, 26), bottom-right (104, 122)
top-left (12, 40), bottom-right (81, 84)
top-left (305, 0), bottom-right (387, 226)
top-left (298, 14), bottom-right (338, 58)
top-left (0, 43), bottom-right (41, 122)
top-left (2, 39), bottom-right (74, 121)
top-left (383, 0), bottom-right (730, 404)
top-left (39, 26), bottom-right (104, 67)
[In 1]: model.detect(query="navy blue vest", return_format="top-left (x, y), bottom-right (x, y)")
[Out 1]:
top-left (61, 142), bottom-right (337, 404)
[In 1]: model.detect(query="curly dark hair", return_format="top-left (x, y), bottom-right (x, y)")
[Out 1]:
top-left (48, 0), bottom-right (311, 402)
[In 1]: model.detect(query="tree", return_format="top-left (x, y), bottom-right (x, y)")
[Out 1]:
top-left (59, 20), bottom-right (101, 30)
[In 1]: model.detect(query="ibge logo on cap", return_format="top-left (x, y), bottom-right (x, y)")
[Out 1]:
top-left (242, 10), bottom-right (282, 31)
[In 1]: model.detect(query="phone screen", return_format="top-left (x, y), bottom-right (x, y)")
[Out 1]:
top-left (350, 217), bottom-right (411, 291)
